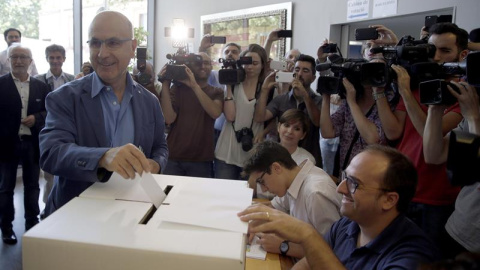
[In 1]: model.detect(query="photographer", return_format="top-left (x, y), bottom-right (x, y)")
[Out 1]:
top-left (423, 80), bottom-right (480, 258)
top-left (133, 60), bottom-right (161, 99)
top-left (320, 59), bottom-right (392, 177)
top-left (254, 54), bottom-right (322, 166)
top-left (159, 53), bottom-right (223, 178)
top-left (375, 23), bottom-right (467, 249)
top-left (214, 44), bottom-right (267, 180)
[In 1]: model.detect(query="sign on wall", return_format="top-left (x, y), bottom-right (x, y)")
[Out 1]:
top-left (347, 0), bottom-right (370, 21)
top-left (373, 0), bottom-right (398, 17)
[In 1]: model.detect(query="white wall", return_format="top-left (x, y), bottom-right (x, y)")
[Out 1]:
top-left (154, 0), bottom-right (480, 70)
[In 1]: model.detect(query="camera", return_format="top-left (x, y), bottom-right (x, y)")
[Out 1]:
top-left (315, 57), bottom-right (367, 98)
top-left (420, 52), bottom-right (480, 105)
top-left (235, 127), bottom-right (254, 151)
top-left (158, 48), bottom-right (202, 82)
top-left (277, 30), bottom-right (292, 38)
top-left (447, 130), bottom-right (480, 186)
top-left (321, 43), bottom-right (338, 53)
top-left (210, 36), bottom-right (226, 44)
top-left (275, 71), bottom-right (295, 83)
top-left (218, 56), bottom-right (253, 85)
top-left (355, 28), bottom-right (379, 41)
top-left (370, 35), bottom-right (436, 66)
top-left (270, 60), bottom-right (287, 71)
top-left (419, 79), bottom-right (460, 106)
top-left (424, 15), bottom-right (452, 31)
top-left (135, 47), bottom-right (151, 86)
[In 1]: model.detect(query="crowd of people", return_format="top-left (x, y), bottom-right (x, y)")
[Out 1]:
top-left (0, 9), bottom-right (479, 270)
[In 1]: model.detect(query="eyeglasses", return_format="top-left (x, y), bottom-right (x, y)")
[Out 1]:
top-left (341, 171), bottom-right (391, 194)
top-left (87, 38), bottom-right (132, 50)
top-left (255, 171), bottom-right (267, 186)
top-left (9, 55), bottom-right (31, 61)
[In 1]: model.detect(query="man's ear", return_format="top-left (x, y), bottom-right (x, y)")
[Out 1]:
top-left (382, 192), bottom-right (399, 211)
top-left (460, 49), bottom-right (469, 61)
top-left (271, 162), bottom-right (283, 175)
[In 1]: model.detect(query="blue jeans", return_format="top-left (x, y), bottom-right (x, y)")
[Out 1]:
top-left (0, 139), bottom-right (40, 230)
top-left (164, 160), bottom-right (213, 178)
top-left (214, 159), bottom-right (245, 180)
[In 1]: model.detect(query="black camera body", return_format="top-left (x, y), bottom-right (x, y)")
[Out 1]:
top-left (419, 79), bottom-right (459, 106)
top-left (235, 127), bottom-right (254, 152)
top-left (158, 51), bottom-right (203, 82)
top-left (136, 47), bottom-right (151, 86)
top-left (315, 58), bottom-right (367, 98)
top-left (218, 57), bottom-right (253, 85)
top-left (321, 43), bottom-right (337, 53)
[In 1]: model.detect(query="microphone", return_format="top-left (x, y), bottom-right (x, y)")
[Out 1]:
top-left (469, 28), bottom-right (480, 43)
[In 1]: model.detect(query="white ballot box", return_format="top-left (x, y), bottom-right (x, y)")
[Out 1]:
top-left (23, 174), bottom-right (252, 270)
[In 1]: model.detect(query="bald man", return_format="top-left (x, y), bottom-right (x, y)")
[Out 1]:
top-left (39, 11), bottom-right (168, 216)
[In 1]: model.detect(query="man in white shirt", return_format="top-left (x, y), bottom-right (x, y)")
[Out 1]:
top-left (0, 28), bottom-right (38, 76)
top-left (34, 44), bottom-right (74, 218)
top-left (243, 141), bottom-right (341, 259)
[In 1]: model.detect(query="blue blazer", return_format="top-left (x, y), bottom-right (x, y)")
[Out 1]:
top-left (39, 73), bottom-right (169, 214)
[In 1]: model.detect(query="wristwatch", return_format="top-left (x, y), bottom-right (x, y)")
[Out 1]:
top-left (280, 240), bottom-right (289, 256)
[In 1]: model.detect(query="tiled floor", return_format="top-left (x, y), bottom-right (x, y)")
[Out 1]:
top-left (0, 169), bottom-right (46, 270)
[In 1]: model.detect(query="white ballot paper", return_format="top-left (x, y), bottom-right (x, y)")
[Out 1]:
top-left (139, 172), bottom-right (166, 208)
top-left (246, 235), bottom-right (267, 260)
top-left (155, 181), bottom-right (253, 234)
top-left (80, 172), bottom-right (165, 208)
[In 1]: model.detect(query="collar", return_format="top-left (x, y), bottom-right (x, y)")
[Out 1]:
top-left (11, 72), bottom-right (30, 82)
top-left (345, 214), bottom-right (405, 254)
top-left (46, 69), bottom-right (65, 80)
top-left (286, 159), bottom-right (315, 199)
top-left (91, 72), bottom-right (135, 98)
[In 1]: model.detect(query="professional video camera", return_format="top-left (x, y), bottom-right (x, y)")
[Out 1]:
top-left (135, 47), bottom-right (151, 86)
top-left (316, 57), bottom-right (391, 98)
top-left (447, 130), bottom-right (480, 186)
top-left (158, 48), bottom-right (202, 82)
top-left (218, 56), bottom-right (253, 85)
top-left (370, 35), bottom-right (436, 66)
top-left (420, 51), bottom-right (480, 105)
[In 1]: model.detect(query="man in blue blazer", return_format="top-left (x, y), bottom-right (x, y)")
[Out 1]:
top-left (0, 43), bottom-right (50, 244)
top-left (39, 11), bottom-right (169, 217)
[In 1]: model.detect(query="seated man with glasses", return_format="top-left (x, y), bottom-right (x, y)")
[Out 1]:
top-left (242, 141), bottom-right (341, 259)
top-left (39, 11), bottom-right (168, 217)
top-left (158, 52), bottom-right (223, 178)
top-left (239, 145), bottom-right (439, 269)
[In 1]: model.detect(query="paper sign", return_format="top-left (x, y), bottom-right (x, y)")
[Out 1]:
top-left (347, 0), bottom-right (370, 21)
top-left (373, 0), bottom-right (397, 17)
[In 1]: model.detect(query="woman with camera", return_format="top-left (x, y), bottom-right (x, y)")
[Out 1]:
top-left (214, 44), bottom-right (267, 180)
top-left (319, 59), bottom-right (393, 177)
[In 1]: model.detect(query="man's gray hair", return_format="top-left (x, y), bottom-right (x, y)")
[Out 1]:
top-left (7, 42), bottom-right (32, 58)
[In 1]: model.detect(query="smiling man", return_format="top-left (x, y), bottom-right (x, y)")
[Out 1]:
top-left (39, 11), bottom-right (168, 217)
top-left (242, 141), bottom-right (341, 259)
top-left (239, 145), bottom-right (439, 269)
top-left (0, 43), bottom-right (49, 244)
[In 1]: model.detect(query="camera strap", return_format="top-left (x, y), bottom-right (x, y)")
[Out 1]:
top-left (230, 82), bottom-right (261, 132)
top-left (341, 104), bottom-right (375, 171)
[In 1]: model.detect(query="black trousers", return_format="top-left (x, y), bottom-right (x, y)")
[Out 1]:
top-left (0, 137), bottom-right (40, 230)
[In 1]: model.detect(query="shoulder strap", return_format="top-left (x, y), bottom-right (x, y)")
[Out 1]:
top-left (341, 104), bottom-right (376, 170)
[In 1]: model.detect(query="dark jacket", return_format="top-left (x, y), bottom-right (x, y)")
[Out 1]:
top-left (0, 73), bottom-right (50, 161)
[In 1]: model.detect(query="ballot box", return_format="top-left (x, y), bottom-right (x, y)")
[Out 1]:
top-left (23, 174), bottom-right (252, 270)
